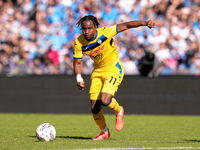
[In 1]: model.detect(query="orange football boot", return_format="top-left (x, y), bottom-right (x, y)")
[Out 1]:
top-left (115, 106), bottom-right (124, 131)
top-left (93, 130), bottom-right (110, 140)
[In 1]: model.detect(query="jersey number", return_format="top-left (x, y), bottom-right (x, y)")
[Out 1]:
top-left (109, 76), bottom-right (117, 85)
top-left (94, 53), bottom-right (103, 59)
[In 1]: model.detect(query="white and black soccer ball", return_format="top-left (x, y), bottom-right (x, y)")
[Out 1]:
top-left (36, 123), bottom-right (56, 142)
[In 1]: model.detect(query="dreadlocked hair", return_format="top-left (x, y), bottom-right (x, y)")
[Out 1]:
top-left (76, 15), bottom-right (100, 28)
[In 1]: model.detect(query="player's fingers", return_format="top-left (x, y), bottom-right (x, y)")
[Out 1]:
top-left (77, 82), bottom-right (84, 90)
top-left (148, 21), bottom-right (155, 29)
top-left (79, 86), bottom-right (84, 90)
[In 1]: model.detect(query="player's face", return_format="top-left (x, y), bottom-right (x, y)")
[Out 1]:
top-left (81, 20), bottom-right (97, 41)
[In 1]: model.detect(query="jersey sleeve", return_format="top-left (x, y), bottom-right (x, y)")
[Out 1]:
top-left (103, 24), bottom-right (118, 38)
top-left (73, 39), bottom-right (83, 59)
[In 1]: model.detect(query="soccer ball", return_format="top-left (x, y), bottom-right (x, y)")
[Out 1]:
top-left (36, 123), bottom-right (56, 142)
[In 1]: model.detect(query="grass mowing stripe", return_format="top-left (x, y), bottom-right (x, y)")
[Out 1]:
top-left (71, 148), bottom-right (200, 150)
top-left (0, 113), bottom-right (199, 150)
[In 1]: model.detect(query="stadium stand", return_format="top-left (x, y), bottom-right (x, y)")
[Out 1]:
top-left (0, 0), bottom-right (199, 76)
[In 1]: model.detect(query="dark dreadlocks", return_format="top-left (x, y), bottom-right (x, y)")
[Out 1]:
top-left (76, 15), bottom-right (100, 28)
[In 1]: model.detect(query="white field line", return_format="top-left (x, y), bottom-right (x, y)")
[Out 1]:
top-left (64, 147), bottom-right (200, 150)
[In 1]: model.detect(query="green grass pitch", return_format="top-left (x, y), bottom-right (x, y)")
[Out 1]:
top-left (0, 113), bottom-right (200, 150)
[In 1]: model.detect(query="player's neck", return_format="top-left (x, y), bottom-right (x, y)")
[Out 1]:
top-left (87, 31), bottom-right (97, 41)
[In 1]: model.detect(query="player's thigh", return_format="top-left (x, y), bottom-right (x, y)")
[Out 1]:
top-left (89, 72), bottom-right (103, 100)
top-left (102, 62), bottom-right (124, 96)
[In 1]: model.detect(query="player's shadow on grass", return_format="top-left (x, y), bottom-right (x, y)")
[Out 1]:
top-left (56, 136), bottom-right (92, 140)
top-left (29, 135), bottom-right (92, 140)
top-left (184, 140), bottom-right (200, 142)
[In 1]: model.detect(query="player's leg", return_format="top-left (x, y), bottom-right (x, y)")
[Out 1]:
top-left (89, 70), bottom-right (110, 140)
top-left (91, 100), bottom-right (107, 132)
top-left (101, 62), bottom-right (124, 131)
top-left (101, 61), bottom-right (124, 111)
top-left (101, 92), bottom-right (124, 131)
top-left (101, 92), bottom-right (121, 114)
top-left (91, 99), bottom-right (110, 140)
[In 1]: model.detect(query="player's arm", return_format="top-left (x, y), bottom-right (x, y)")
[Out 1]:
top-left (117, 20), bottom-right (155, 33)
top-left (73, 58), bottom-right (85, 90)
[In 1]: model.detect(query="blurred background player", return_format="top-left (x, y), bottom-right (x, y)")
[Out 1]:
top-left (73, 15), bottom-right (155, 140)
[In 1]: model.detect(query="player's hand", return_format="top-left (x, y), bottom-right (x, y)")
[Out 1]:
top-left (146, 20), bottom-right (155, 29)
top-left (77, 80), bottom-right (85, 90)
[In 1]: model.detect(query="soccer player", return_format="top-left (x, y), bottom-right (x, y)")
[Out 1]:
top-left (73, 15), bottom-right (155, 140)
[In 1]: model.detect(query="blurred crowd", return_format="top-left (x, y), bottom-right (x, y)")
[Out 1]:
top-left (0, 0), bottom-right (200, 76)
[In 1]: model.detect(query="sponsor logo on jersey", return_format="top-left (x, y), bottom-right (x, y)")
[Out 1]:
top-left (90, 45), bottom-right (105, 57)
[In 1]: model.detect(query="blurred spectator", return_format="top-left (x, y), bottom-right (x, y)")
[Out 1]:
top-left (60, 54), bottom-right (73, 75)
top-left (155, 43), bottom-right (177, 74)
top-left (190, 51), bottom-right (200, 70)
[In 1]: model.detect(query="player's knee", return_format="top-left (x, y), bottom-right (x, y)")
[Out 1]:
top-left (101, 98), bottom-right (111, 106)
top-left (101, 93), bottom-right (112, 106)
top-left (91, 100), bottom-right (101, 114)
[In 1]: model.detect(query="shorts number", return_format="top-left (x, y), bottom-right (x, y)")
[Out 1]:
top-left (109, 76), bottom-right (117, 85)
